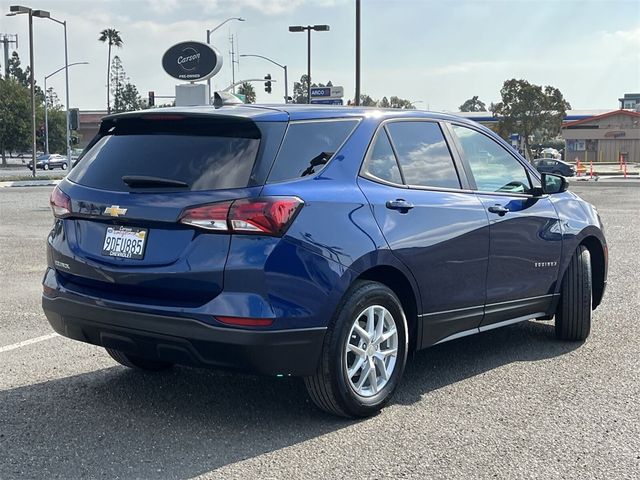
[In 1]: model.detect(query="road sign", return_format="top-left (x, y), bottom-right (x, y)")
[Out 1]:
top-left (309, 86), bottom-right (344, 98)
top-left (310, 98), bottom-right (344, 105)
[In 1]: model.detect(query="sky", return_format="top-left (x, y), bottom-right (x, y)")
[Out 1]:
top-left (1, 0), bottom-right (638, 112)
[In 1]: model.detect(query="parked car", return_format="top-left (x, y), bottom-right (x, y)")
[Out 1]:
top-left (42, 106), bottom-right (607, 417)
top-left (28, 154), bottom-right (68, 170)
top-left (533, 158), bottom-right (575, 177)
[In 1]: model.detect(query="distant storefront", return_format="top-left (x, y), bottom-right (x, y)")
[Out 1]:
top-left (562, 110), bottom-right (640, 164)
top-left (77, 110), bottom-right (107, 148)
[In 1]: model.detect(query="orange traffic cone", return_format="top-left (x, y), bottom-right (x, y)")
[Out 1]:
top-left (590, 161), bottom-right (593, 179)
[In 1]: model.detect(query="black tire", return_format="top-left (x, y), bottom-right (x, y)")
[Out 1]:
top-left (555, 246), bottom-right (592, 341)
top-left (304, 280), bottom-right (408, 418)
top-left (43, 163), bottom-right (49, 171)
top-left (105, 348), bottom-right (173, 371)
top-left (61, 162), bottom-right (67, 170)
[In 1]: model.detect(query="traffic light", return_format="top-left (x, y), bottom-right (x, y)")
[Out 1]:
top-left (148, 91), bottom-right (155, 107)
top-left (264, 74), bottom-right (272, 94)
top-left (69, 108), bottom-right (79, 131)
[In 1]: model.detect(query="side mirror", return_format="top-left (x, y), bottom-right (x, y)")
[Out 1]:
top-left (541, 172), bottom-right (568, 194)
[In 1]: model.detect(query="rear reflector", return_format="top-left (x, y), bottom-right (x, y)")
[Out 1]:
top-left (216, 316), bottom-right (274, 327)
top-left (50, 186), bottom-right (71, 218)
top-left (179, 196), bottom-right (303, 236)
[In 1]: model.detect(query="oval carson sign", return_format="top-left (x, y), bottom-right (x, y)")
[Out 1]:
top-left (162, 41), bottom-right (222, 81)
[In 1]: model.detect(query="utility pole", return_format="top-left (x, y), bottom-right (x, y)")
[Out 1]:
top-left (0, 34), bottom-right (18, 78)
top-left (229, 33), bottom-right (240, 93)
top-left (355, 0), bottom-right (361, 106)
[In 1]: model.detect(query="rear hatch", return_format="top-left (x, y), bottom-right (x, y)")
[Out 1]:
top-left (51, 112), bottom-right (286, 307)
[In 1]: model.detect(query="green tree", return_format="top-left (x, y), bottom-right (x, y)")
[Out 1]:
top-left (459, 96), bottom-right (487, 112)
top-left (110, 56), bottom-right (143, 112)
top-left (98, 28), bottom-right (123, 114)
top-left (359, 94), bottom-right (377, 106)
top-left (293, 74), bottom-right (310, 103)
top-left (492, 79), bottom-right (570, 160)
top-left (0, 78), bottom-right (30, 165)
top-left (379, 96), bottom-right (390, 108)
top-left (237, 82), bottom-right (256, 103)
top-left (389, 96), bottom-right (415, 109)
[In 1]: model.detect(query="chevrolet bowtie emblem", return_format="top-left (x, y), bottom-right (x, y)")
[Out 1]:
top-left (104, 205), bottom-right (127, 217)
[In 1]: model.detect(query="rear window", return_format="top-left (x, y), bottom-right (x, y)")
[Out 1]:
top-left (68, 116), bottom-right (285, 192)
top-left (266, 119), bottom-right (359, 183)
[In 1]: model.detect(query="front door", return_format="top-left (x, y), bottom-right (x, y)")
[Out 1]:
top-left (448, 124), bottom-right (562, 327)
top-left (358, 120), bottom-right (490, 345)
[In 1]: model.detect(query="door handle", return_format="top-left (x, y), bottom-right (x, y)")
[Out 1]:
top-left (488, 205), bottom-right (509, 216)
top-left (385, 199), bottom-right (414, 213)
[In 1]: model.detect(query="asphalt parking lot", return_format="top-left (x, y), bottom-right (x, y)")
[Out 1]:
top-left (0, 183), bottom-right (638, 479)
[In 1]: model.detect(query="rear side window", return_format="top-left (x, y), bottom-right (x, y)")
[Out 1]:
top-left (267, 119), bottom-right (359, 183)
top-left (386, 121), bottom-right (460, 189)
top-left (362, 130), bottom-right (403, 184)
top-left (68, 116), bottom-right (284, 192)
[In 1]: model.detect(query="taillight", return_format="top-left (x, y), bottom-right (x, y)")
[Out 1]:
top-left (179, 196), bottom-right (303, 236)
top-left (50, 186), bottom-right (71, 218)
top-left (179, 200), bottom-right (233, 231)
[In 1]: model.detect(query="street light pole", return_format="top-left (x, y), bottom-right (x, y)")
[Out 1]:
top-left (355, 0), bottom-right (361, 106)
top-left (239, 54), bottom-right (288, 103)
top-left (289, 24), bottom-right (330, 104)
top-left (44, 62), bottom-right (88, 155)
top-left (206, 17), bottom-right (245, 102)
top-left (7, 5), bottom-right (40, 177)
top-left (34, 12), bottom-right (76, 166)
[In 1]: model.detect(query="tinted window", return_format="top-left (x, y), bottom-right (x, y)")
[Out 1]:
top-left (267, 120), bottom-right (358, 183)
top-left (362, 130), bottom-right (402, 184)
top-left (452, 125), bottom-right (532, 194)
top-left (385, 121), bottom-right (460, 189)
top-left (68, 117), bottom-right (281, 192)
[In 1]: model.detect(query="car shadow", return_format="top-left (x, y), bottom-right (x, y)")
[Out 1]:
top-left (0, 320), bottom-right (580, 479)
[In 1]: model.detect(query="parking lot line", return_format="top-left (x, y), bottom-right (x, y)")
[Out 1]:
top-left (0, 333), bottom-right (59, 354)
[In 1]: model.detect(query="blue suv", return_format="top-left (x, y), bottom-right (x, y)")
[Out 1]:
top-left (43, 105), bottom-right (607, 417)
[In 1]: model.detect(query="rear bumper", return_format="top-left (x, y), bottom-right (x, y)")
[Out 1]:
top-left (42, 294), bottom-right (325, 376)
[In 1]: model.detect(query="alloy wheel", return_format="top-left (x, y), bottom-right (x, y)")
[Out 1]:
top-left (344, 305), bottom-right (398, 397)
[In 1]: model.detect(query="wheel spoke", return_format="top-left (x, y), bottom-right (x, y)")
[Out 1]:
top-left (375, 307), bottom-right (385, 340)
top-left (355, 361), bottom-right (370, 391)
top-left (347, 343), bottom-right (366, 358)
top-left (353, 324), bottom-right (370, 343)
top-left (348, 355), bottom-right (366, 379)
top-left (374, 356), bottom-right (389, 381)
top-left (378, 327), bottom-right (397, 345)
top-left (377, 347), bottom-right (397, 359)
top-left (365, 306), bottom-right (376, 339)
top-left (367, 359), bottom-right (378, 394)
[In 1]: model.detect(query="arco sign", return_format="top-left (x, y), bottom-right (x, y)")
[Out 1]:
top-left (162, 41), bottom-right (222, 81)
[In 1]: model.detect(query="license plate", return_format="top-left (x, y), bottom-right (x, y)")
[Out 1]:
top-left (101, 226), bottom-right (148, 260)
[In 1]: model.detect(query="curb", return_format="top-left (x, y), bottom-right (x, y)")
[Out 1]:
top-left (0, 179), bottom-right (61, 188)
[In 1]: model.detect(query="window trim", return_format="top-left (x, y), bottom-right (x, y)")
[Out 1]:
top-left (264, 117), bottom-right (362, 185)
top-left (444, 121), bottom-right (542, 198)
top-left (359, 118), bottom-right (472, 193)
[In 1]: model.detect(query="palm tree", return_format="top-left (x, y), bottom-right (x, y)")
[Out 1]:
top-left (98, 28), bottom-right (123, 114)
top-left (237, 82), bottom-right (256, 104)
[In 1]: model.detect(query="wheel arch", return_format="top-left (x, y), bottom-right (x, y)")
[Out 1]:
top-left (356, 265), bottom-right (420, 352)
top-left (580, 235), bottom-right (606, 308)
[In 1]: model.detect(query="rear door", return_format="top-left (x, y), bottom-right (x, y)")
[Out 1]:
top-left (358, 120), bottom-right (490, 346)
top-left (53, 114), bottom-right (286, 306)
top-left (448, 123), bottom-right (562, 327)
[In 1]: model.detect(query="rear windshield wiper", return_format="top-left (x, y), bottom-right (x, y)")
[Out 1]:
top-left (122, 175), bottom-right (189, 188)
top-left (301, 151), bottom-right (335, 177)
